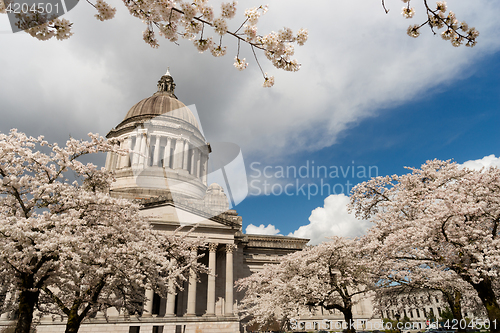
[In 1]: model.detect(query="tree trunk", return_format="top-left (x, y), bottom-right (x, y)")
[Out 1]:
top-left (343, 306), bottom-right (356, 333)
top-left (64, 312), bottom-right (83, 333)
top-left (472, 278), bottom-right (500, 333)
top-left (442, 289), bottom-right (465, 333)
top-left (14, 288), bottom-right (39, 333)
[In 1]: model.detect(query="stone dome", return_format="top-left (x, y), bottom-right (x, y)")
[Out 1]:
top-left (116, 70), bottom-right (200, 130)
top-left (121, 93), bottom-right (199, 129)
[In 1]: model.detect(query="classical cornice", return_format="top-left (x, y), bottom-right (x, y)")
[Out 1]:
top-left (237, 234), bottom-right (309, 250)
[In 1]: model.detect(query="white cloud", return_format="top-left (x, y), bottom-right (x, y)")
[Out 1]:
top-left (461, 154), bottom-right (500, 170)
top-left (289, 194), bottom-right (371, 245)
top-left (1, 0), bottom-right (499, 164)
top-left (246, 224), bottom-right (281, 236)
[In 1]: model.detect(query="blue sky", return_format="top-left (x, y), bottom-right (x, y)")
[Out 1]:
top-left (1, 0), bottom-right (499, 245)
top-left (237, 50), bottom-right (500, 242)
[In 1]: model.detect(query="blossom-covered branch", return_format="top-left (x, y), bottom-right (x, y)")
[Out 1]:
top-left (401, 0), bottom-right (479, 46)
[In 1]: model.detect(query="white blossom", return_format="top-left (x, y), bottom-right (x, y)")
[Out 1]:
top-left (402, 6), bottom-right (415, 19)
top-left (213, 17), bottom-right (227, 35)
top-left (262, 74), bottom-right (274, 87)
top-left (233, 56), bottom-right (248, 70)
top-left (221, 1), bottom-right (237, 19)
top-left (436, 1), bottom-right (447, 12)
top-left (296, 28), bottom-right (308, 46)
top-left (94, 0), bottom-right (116, 21)
top-left (143, 28), bottom-right (159, 48)
top-left (209, 44), bottom-right (226, 57)
top-left (193, 37), bottom-right (212, 53)
top-left (407, 24), bottom-right (420, 38)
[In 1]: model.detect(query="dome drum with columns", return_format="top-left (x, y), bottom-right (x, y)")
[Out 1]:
top-left (106, 70), bottom-right (213, 201)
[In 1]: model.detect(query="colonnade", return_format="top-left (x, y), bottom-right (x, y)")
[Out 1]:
top-left (105, 132), bottom-right (208, 185)
top-left (142, 243), bottom-right (236, 317)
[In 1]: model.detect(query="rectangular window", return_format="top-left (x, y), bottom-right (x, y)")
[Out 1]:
top-left (169, 147), bottom-right (175, 168)
top-left (129, 136), bottom-right (136, 167)
top-left (158, 146), bottom-right (165, 167)
top-left (152, 293), bottom-right (161, 315)
top-left (153, 326), bottom-right (164, 333)
top-left (129, 327), bottom-right (140, 333)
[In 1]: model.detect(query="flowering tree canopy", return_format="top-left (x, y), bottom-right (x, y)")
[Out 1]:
top-left (0, 0), bottom-right (478, 86)
top-left (236, 236), bottom-right (374, 333)
top-left (0, 129), bottom-right (205, 333)
top-left (349, 159), bottom-right (500, 333)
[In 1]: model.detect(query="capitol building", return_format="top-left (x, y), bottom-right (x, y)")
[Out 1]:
top-left (0, 71), bottom-right (380, 333)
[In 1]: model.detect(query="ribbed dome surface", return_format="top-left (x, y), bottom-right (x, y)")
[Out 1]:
top-left (122, 92), bottom-right (199, 129)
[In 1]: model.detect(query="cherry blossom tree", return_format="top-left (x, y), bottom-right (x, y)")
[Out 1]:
top-left (36, 206), bottom-right (204, 333)
top-left (350, 159), bottom-right (500, 333)
top-left (236, 236), bottom-right (375, 333)
top-left (0, 129), bottom-right (205, 333)
top-left (0, 0), bottom-right (479, 86)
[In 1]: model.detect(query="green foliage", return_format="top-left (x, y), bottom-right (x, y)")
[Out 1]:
top-left (383, 318), bottom-right (400, 333)
top-left (439, 307), bottom-right (455, 322)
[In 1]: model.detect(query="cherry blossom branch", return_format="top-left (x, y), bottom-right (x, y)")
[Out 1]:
top-left (402, 0), bottom-right (479, 46)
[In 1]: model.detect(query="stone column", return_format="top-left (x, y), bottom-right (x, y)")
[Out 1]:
top-left (225, 244), bottom-right (236, 316)
top-left (164, 138), bottom-right (171, 168)
top-left (132, 134), bottom-right (140, 167)
top-left (139, 133), bottom-right (147, 167)
top-left (143, 289), bottom-right (154, 317)
top-left (195, 149), bottom-right (201, 178)
top-left (202, 155), bottom-right (208, 185)
top-left (173, 139), bottom-right (183, 169)
top-left (185, 247), bottom-right (198, 316)
top-left (119, 137), bottom-right (131, 168)
top-left (105, 151), bottom-right (112, 170)
top-left (153, 135), bottom-right (161, 167)
top-left (109, 152), bottom-right (116, 170)
top-left (142, 134), bottom-right (150, 167)
top-left (183, 141), bottom-right (190, 171)
top-left (165, 280), bottom-right (176, 317)
top-left (190, 147), bottom-right (197, 175)
top-left (205, 243), bottom-right (217, 316)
